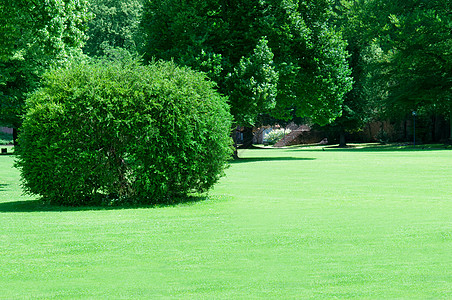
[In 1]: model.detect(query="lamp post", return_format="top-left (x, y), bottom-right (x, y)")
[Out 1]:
top-left (412, 110), bottom-right (417, 147)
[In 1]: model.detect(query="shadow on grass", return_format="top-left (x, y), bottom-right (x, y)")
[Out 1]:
top-left (0, 184), bottom-right (9, 192)
top-left (287, 143), bottom-right (452, 152)
top-left (230, 157), bottom-right (316, 164)
top-left (0, 194), bottom-right (209, 213)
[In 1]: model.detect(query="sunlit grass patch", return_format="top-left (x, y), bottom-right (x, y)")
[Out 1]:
top-left (1, 146), bottom-right (451, 298)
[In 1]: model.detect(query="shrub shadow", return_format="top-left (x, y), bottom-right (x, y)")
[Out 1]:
top-left (230, 157), bottom-right (315, 164)
top-left (287, 143), bottom-right (452, 152)
top-left (0, 184), bottom-right (8, 192)
top-left (0, 195), bottom-right (209, 213)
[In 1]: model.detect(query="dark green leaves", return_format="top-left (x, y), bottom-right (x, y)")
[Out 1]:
top-left (0, 0), bottom-right (90, 129)
top-left (141, 0), bottom-right (352, 127)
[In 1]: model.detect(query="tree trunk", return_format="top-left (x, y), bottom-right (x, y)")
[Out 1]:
top-left (431, 114), bottom-right (436, 142)
top-left (339, 128), bottom-right (346, 148)
top-left (404, 120), bottom-right (408, 141)
top-left (232, 127), bottom-right (239, 159)
top-left (13, 127), bottom-right (18, 147)
top-left (238, 126), bottom-right (254, 149)
top-left (449, 110), bottom-right (452, 142)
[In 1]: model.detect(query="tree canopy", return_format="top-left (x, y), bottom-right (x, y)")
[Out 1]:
top-left (326, 0), bottom-right (452, 143)
top-left (2, 0), bottom-right (451, 147)
top-left (357, 0), bottom-right (452, 119)
top-left (141, 0), bottom-right (353, 127)
top-left (0, 0), bottom-right (90, 134)
top-left (83, 0), bottom-right (144, 56)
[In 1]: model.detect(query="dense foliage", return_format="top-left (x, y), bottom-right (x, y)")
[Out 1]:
top-left (0, 0), bottom-right (90, 141)
top-left (83, 0), bottom-right (144, 56)
top-left (16, 59), bottom-right (232, 205)
top-left (3, 0), bottom-right (451, 159)
top-left (374, 0), bottom-right (451, 124)
top-left (337, 0), bottom-right (452, 141)
top-left (140, 0), bottom-right (353, 127)
top-left (324, 0), bottom-right (375, 146)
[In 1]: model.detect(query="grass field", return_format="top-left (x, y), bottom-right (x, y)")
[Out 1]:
top-left (1, 145), bottom-right (451, 298)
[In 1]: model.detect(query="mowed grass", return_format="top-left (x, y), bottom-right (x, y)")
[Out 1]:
top-left (0, 145), bottom-right (451, 298)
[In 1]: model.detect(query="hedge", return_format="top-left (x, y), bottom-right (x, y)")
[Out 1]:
top-left (16, 59), bottom-right (233, 205)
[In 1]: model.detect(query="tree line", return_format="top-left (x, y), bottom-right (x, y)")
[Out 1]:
top-left (1, 0), bottom-right (451, 146)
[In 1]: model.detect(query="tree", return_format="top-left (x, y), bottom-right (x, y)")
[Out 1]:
top-left (16, 58), bottom-right (232, 205)
top-left (0, 0), bottom-right (90, 143)
top-left (267, 0), bottom-right (353, 126)
top-left (140, 0), bottom-right (353, 149)
top-left (83, 0), bottom-right (144, 56)
top-left (227, 37), bottom-right (279, 148)
top-left (363, 0), bottom-right (452, 139)
top-left (326, 0), bottom-right (375, 147)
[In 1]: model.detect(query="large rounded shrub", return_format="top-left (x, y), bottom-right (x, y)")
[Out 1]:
top-left (16, 59), bottom-right (233, 205)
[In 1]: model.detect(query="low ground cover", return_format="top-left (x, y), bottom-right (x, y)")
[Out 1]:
top-left (0, 145), bottom-right (451, 298)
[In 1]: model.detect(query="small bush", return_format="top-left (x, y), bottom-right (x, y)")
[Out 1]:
top-left (264, 128), bottom-right (291, 145)
top-left (16, 59), bottom-right (233, 205)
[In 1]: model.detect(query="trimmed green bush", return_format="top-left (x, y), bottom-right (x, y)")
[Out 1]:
top-left (16, 59), bottom-right (233, 205)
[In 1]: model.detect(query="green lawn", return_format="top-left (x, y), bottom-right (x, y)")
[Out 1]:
top-left (1, 145), bottom-right (451, 298)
